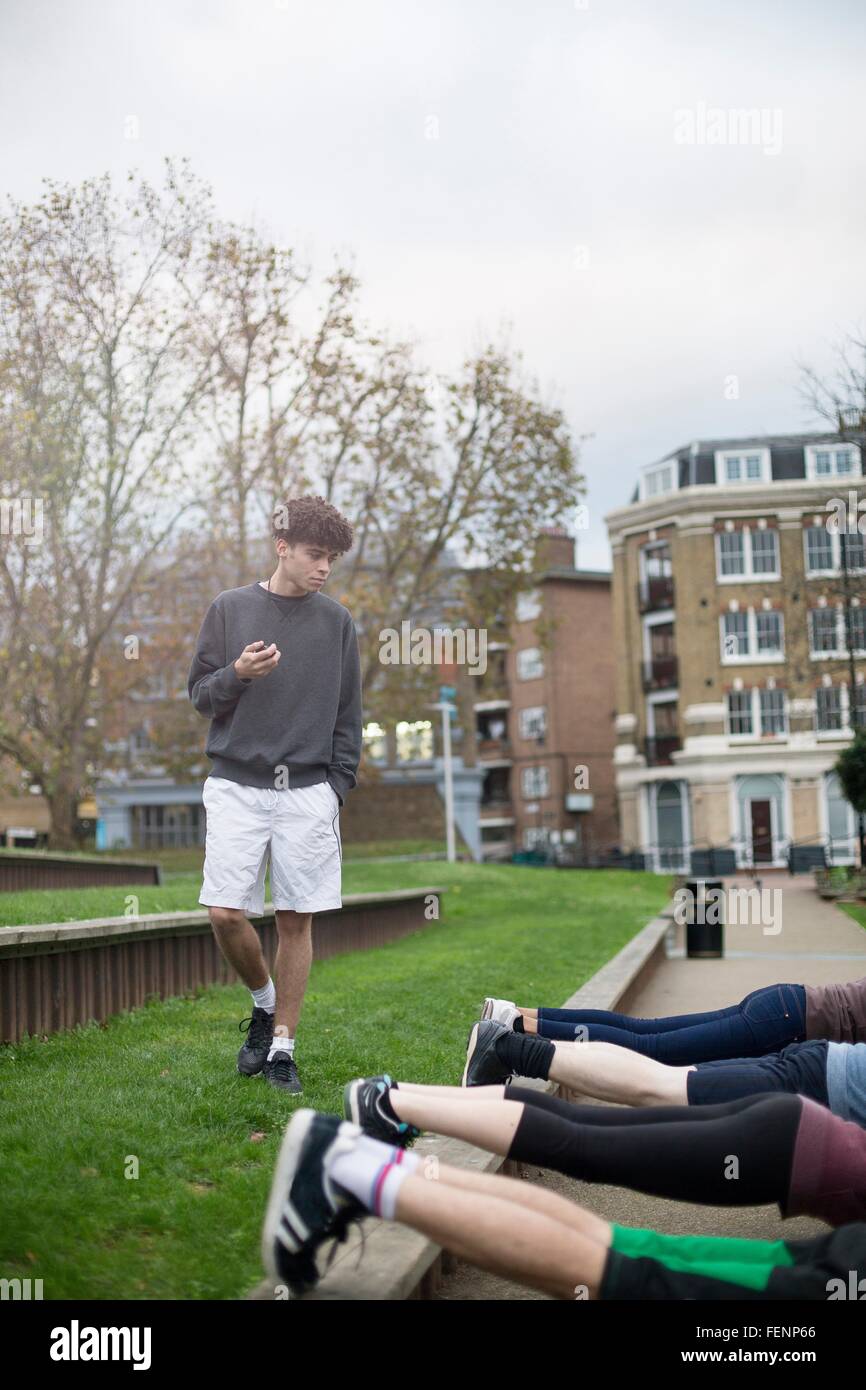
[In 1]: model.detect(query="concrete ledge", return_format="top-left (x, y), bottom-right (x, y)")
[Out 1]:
top-left (0, 889), bottom-right (446, 953)
top-left (0, 889), bottom-right (447, 1044)
top-left (249, 905), bottom-right (674, 1301)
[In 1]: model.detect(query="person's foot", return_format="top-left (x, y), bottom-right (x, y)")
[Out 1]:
top-left (481, 997), bottom-right (520, 1028)
top-left (263, 1049), bottom-right (303, 1094)
top-left (343, 1076), bottom-right (420, 1147)
top-left (462, 1019), bottom-right (512, 1087)
top-left (237, 1007), bottom-right (274, 1076)
top-left (261, 1109), bottom-right (365, 1296)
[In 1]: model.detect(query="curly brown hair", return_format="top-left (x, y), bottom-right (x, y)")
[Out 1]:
top-left (272, 495), bottom-right (354, 554)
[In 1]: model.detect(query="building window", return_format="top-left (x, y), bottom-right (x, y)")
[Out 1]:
top-left (715, 448), bottom-right (771, 486)
top-left (523, 826), bottom-right (549, 849)
top-left (805, 526), bottom-right (835, 573)
top-left (515, 588), bottom-right (542, 622)
top-left (755, 611), bottom-right (783, 654)
top-left (727, 690), bottom-right (753, 735)
top-left (516, 647), bottom-right (544, 680)
top-left (727, 688), bottom-right (788, 737)
top-left (809, 606), bottom-right (866, 658)
top-left (750, 529), bottom-right (779, 574)
top-left (816, 686), bottom-right (844, 731)
top-left (362, 721), bottom-right (388, 764)
top-left (519, 706), bottom-right (547, 740)
top-left (716, 527), bottom-right (779, 580)
top-left (804, 444), bottom-right (861, 480)
top-left (395, 719), bottom-right (433, 762)
top-left (521, 765), bottom-right (550, 798)
top-left (840, 531), bottom-right (866, 571)
top-left (641, 464), bottom-right (677, 499)
top-left (759, 688), bottom-right (787, 735)
top-left (717, 531), bottom-right (745, 577)
top-left (721, 608), bottom-right (784, 661)
top-left (805, 525), bottom-right (866, 575)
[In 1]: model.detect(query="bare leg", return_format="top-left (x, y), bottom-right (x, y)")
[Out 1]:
top-left (209, 906), bottom-right (269, 989)
top-left (273, 910), bottom-right (312, 1036)
top-left (395, 1081), bottom-right (507, 1100)
top-left (417, 1160), bottom-right (612, 1244)
top-left (522, 1011), bottom-right (539, 1034)
top-left (393, 1091), bottom-right (524, 1151)
top-left (548, 1040), bottom-right (692, 1106)
top-left (394, 1169), bottom-right (609, 1299)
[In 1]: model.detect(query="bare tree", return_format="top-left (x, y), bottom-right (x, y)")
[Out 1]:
top-left (0, 161), bottom-right (215, 845)
top-left (799, 327), bottom-right (866, 434)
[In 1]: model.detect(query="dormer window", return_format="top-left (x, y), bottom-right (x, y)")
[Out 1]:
top-left (804, 444), bottom-right (861, 480)
top-left (714, 448), bottom-right (771, 486)
top-left (640, 462), bottom-right (678, 501)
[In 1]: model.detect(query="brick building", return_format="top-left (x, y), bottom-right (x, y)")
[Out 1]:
top-left (475, 528), bottom-right (618, 861)
top-left (606, 432), bottom-right (866, 871)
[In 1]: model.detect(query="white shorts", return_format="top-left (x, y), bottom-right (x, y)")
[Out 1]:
top-left (199, 776), bottom-right (342, 916)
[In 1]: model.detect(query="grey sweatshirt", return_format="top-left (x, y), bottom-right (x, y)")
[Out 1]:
top-left (187, 582), bottom-right (362, 803)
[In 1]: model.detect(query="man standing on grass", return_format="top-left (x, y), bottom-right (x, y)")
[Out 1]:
top-left (187, 495), bottom-right (362, 1094)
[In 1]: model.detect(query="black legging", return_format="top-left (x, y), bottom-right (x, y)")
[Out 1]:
top-left (505, 1084), bottom-right (803, 1208)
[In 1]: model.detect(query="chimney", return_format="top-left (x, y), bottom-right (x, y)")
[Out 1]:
top-left (535, 525), bottom-right (575, 571)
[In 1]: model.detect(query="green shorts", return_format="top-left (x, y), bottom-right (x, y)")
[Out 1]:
top-left (606, 1224), bottom-right (795, 1294)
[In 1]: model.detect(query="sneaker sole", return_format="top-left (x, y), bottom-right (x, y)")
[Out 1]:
top-left (238, 1060), bottom-right (266, 1076)
top-left (461, 1022), bottom-right (480, 1087)
top-left (261, 1108), bottom-right (318, 1283)
top-left (343, 1079), bottom-right (361, 1125)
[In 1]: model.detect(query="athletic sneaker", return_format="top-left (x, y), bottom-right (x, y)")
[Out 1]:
top-left (481, 997), bottom-right (520, 1029)
top-left (261, 1109), bottom-right (365, 1296)
top-left (462, 1019), bottom-right (512, 1087)
top-left (263, 1050), bottom-right (303, 1094)
top-left (237, 1007), bottom-right (274, 1076)
top-left (343, 1075), bottom-right (420, 1147)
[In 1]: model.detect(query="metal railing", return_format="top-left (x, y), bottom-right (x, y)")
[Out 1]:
top-left (638, 575), bottom-right (675, 613)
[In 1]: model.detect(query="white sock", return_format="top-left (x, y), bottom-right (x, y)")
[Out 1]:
top-left (326, 1133), bottom-right (420, 1219)
top-left (251, 980), bottom-right (276, 1013)
top-left (268, 1035), bottom-right (295, 1060)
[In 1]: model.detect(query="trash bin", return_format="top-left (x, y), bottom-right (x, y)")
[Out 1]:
top-left (683, 878), bottom-right (725, 958)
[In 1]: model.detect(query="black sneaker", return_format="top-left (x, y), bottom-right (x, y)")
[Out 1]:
top-left (462, 1019), bottom-right (512, 1087)
top-left (263, 1049), bottom-right (303, 1095)
top-left (237, 1008), bottom-right (274, 1076)
top-left (261, 1109), bottom-right (365, 1296)
top-left (343, 1075), bottom-right (420, 1147)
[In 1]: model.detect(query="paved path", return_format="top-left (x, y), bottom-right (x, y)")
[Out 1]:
top-left (437, 875), bottom-right (866, 1299)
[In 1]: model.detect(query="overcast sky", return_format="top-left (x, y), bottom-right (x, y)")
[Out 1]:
top-left (3, 0), bottom-right (865, 568)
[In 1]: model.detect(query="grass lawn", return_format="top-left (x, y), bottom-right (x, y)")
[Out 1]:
top-left (0, 862), bottom-right (671, 1299)
top-left (839, 903), bottom-right (866, 932)
top-left (0, 841), bottom-right (447, 926)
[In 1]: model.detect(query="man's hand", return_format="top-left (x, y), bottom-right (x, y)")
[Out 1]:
top-left (234, 641), bottom-right (281, 680)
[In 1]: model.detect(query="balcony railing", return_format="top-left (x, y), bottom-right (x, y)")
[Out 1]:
top-left (642, 654), bottom-right (678, 690)
top-left (476, 735), bottom-right (512, 761)
top-left (638, 575), bottom-right (674, 612)
top-left (644, 735), bottom-right (681, 766)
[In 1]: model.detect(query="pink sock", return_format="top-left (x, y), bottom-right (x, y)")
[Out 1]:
top-left (327, 1135), bottom-right (420, 1219)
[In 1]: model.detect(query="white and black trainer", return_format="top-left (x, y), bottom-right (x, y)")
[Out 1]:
top-left (261, 1110), bottom-right (365, 1296)
top-left (481, 997), bottom-right (520, 1029)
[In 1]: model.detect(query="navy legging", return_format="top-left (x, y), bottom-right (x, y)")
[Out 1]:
top-left (535, 983), bottom-right (808, 1063)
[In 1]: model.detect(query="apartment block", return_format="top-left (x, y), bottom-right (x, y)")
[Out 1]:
top-left (606, 433), bottom-right (866, 871)
top-left (476, 527), bottom-right (618, 860)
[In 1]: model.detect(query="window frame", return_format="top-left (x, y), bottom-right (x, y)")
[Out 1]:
top-left (715, 525), bottom-right (779, 582)
top-left (804, 443), bottom-right (862, 481)
top-left (720, 607), bottom-right (785, 664)
top-left (714, 447), bottom-right (772, 487)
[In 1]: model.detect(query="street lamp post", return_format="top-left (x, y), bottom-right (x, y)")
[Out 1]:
top-left (430, 700), bottom-right (456, 863)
